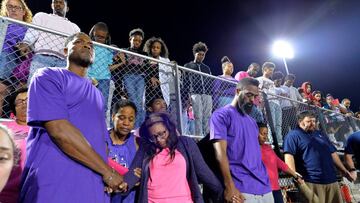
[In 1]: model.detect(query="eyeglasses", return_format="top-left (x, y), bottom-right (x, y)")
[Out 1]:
top-left (6, 4), bottom-right (23, 12)
top-left (14, 98), bottom-right (27, 106)
top-left (149, 130), bottom-right (168, 143)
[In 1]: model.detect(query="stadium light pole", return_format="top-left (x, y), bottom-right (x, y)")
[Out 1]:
top-left (272, 40), bottom-right (294, 75)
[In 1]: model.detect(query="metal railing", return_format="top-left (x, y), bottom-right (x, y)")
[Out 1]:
top-left (1, 15), bottom-right (360, 202)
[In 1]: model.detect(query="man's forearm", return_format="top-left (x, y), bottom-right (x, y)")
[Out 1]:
top-left (45, 119), bottom-right (112, 176)
top-left (213, 141), bottom-right (234, 187)
top-left (345, 154), bottom-right (355, 169)
top-left (332, 152), bottom-right (348, 173)
top-left (285, 154), bottom-right (296, 172)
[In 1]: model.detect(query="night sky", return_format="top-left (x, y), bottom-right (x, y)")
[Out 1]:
top-left (28, 0), bottom-right (360, 111)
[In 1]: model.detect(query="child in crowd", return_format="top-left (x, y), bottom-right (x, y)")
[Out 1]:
top-left (106, 100), bottom-right (139, 203)
top-left (258, 123), bottom-right (302, 203)
top-left (88, 22), bottom-right (114, 126)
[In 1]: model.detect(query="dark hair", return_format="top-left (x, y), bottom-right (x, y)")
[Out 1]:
top-left (262, 62), bottom-right (276, 72)
top-left (9, 87), bottom-right (28, 115)
top-left (139, 112), bottom-right (178, 162)
top-left (297, 110), bottom-right (317, 122)
top-left (236, 77), bottom-right (259, 90)
top-left (221, 56), bottom-right (232, 70)
top-left (355, 111), bottom-right (360, 118)
top-left (112, 100), bottom-right (137, 116)
top-left (257, 122), bottom-right (268, 129)
top-left (89, 22), bottom-right (111, 45)
top-left (285, 74), bottom-right (296, 81)
top-left (248, 62), bottom-right (260, 70)
top-left (272, 71), bottom-right (284, 81)
top-left (341, 98), bottom-right (350, 103)
top-left (146, 97), bottom-right (165, 108)
top-left (64, 32), bottom-right (87, 47)
top-left (192, 41), bottom-right (208, 55)
top-left (143, 37), bottom-right (169, 58)
top-left (326, 93), bottom-right (333, 98)
top-left (298, 88), bottom-right (304, 94)
top-left (221, 56), bottom-right (231, 64)
top-left (129, 28), bottom-right (144, 39)
top-left (312, 90), bottom-right (321, 97)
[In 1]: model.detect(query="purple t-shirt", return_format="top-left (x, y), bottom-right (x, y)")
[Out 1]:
top-left (2, 23), bottom-right (27, 53)
top-left (20, 68), bottom-right (109, 203)
top-left (209, 105), bottom-right (271, 195)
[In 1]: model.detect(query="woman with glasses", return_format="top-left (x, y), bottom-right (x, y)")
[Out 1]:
top-left (121, 112), bottom-right (223, 203)
top-left (0, 87), bottom-right (28, 202)
top-left (0, 0), bottom-right (32, 117)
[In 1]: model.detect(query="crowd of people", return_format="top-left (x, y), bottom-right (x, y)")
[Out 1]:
top-left (1, 0), bottom-right (360, 203)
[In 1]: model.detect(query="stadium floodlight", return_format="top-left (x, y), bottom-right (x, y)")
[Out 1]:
top-left (272, 40), bottom-right (294, 74)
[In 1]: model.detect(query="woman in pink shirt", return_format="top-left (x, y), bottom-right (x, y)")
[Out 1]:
top-left (0, 88), bottom-right (29, 203)
top-left (122, 112), bottom-right (223, 203)
top-left (258, 123), bottom-right (302, 203)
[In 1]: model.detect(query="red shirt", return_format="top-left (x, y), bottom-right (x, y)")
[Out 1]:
top-left (260, 144), bottom-right (289, 190)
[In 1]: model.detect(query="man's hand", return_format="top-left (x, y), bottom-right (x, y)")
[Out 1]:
top-left (150, 77), bottom-right (160, 87)
top-left (350, 170), bottom-right (357, 181)
top-left (103, 169), bottom-right (124, 191)
top-left (224, 185), bottom-right (245, 203)
top-left (344, 170), bottom-right (356, 182)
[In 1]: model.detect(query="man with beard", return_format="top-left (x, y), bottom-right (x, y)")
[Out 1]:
top-left (209, 77), bottom-right (273, 203)
top-left (20, 33), bottom-right (124, 203)
top-left (18, 0), bottom-right (80, 83)
top-left (284, 110), bottom-right (354, 203)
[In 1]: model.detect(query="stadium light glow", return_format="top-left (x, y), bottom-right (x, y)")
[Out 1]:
top-left (272, 40), bottom-right (294, 74)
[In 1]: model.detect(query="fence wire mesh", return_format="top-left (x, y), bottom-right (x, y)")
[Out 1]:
top-left (1, 16), bottom-right (360, 202)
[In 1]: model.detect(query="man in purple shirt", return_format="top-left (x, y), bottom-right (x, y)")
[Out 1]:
top-left (20, 32), bottom-right (124, 203)
top-left (210, 77), bottom-right (273, 203)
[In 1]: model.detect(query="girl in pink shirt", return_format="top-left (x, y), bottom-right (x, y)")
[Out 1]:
top-left (258, 123), bottom-right (301, 203)
top-left (121, 112), bottom-right (223, 203)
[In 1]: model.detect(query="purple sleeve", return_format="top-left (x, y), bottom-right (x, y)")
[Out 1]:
top-left (27, 69), bottom-right (68, 127)
top-left (209, 109), bottom-right (228, 141)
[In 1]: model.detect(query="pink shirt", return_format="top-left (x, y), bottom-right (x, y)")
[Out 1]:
top-left (147, 149), bottom-right (193, 203)
top-left (0, 120), bottom-right (29, 203)
top-left (260, 144), bottom-right (289, 190)
top-left (235, 71), bottom-right (249, 81)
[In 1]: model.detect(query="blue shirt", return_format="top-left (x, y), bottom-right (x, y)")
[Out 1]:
top-left (209, 105), bottom-right (271, 195)
top-left (284, 127), bottom-right (337, 184)
top-left (345, 131), bottom-right (360, 169)
top-left (88, 45), bottom-right (113, 80)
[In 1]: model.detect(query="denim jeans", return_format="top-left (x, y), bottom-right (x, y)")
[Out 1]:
top-left (0, 51), bottom-right (18, 79)
top-left (191, 94), bottom-right (212, 137)
top-left (28, 54), bottom-right (66, 84)
top-left (269, 101), bottom-right (283, 143)
top-left (123, 74), bottom-right (145, 128)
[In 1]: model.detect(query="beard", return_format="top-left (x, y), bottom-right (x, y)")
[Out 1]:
top-left (69, 52), bottom-right (93, 67)
top-left (237, 98), bottom-right (253, 115)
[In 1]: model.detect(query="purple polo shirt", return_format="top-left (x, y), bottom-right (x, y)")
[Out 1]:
top-left (209, 105), bottom-right (271, 195)
top-left (20, 68), bottom-right (109, 203)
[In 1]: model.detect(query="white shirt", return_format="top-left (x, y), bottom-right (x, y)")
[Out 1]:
top-left (256, 76), bottom-right (274, 93)
top-left (281, 85), bottom-right (303, 107)
top-left (23, 12), bottom-right (80, 58)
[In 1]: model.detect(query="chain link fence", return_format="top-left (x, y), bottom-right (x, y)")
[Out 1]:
top-left (2, 16), bottom-right (360, 202)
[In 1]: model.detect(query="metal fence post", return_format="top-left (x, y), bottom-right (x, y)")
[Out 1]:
top-left (262, 92), bottom-right (281, 157)
top-left (173, 63), bottom-right (183, 135)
